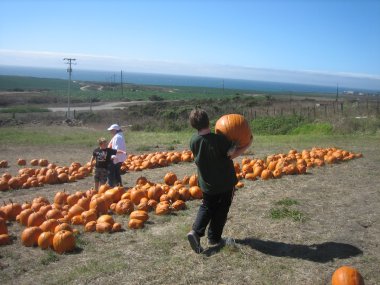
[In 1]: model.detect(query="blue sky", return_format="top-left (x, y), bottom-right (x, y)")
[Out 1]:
top-left (1, 0), bottom-right (380, 89)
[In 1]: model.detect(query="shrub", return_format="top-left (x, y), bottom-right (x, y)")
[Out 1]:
top-left (290, 122), bottom-right (333, 135)
top-left (251, 115), bottom-right (305, 135)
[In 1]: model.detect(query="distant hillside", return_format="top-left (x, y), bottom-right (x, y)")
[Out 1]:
top-left (0, 75), bottom-right (81, 91)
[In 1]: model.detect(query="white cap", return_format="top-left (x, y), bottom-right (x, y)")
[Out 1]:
top-left (107, 124), bottom-right (121, 131)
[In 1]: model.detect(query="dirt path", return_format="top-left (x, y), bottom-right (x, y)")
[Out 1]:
top-left (46, 99), bottom-right (180, 112)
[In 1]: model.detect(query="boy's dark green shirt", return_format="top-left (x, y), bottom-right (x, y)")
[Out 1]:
top-left (190, 132), bottom-right (237, 195)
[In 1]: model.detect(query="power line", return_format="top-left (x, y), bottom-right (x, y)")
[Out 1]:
top-left (63, 58), bottom-right (76, 118)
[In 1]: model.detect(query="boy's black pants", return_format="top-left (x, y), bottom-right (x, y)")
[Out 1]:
top-left (192, 189), bottom-right (234, 242)
top-left (108, 162), bottom-right (122, 187)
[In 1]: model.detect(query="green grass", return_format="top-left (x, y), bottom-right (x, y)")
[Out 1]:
top-left (269, 207), bottom-right (306, 222)
top-left (1, 126), bottom-right (379, 153)
top-left (275, 198), bottom-right (299, 207)
top-left (290, 122), bottom-right (333, 135)
top-left (40, 250), bottom-right (60, 265)
top-left (0, 106), bottom-right (50, 113)
top-left (271, 198), bottom-right (305, 222)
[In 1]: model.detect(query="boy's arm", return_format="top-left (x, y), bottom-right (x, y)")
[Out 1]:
top-left (228, 136), bottom-right (253, 160)
top-left (116, 150), bottom-right (126, 154)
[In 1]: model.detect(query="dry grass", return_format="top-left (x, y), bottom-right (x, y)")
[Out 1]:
top-left (0, 127), bottom-right (379, 285)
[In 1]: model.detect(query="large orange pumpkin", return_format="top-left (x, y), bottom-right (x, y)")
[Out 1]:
top-left (215, 114), bottom-right (252, 147)
top-left (21, 226), bottom-right (43, 247)
top-left (331, 266), bottom-right (364, 285)
top-left (53, 230), bottom-right (76, 254)
top-left (130, 210), bottom-right (149, 222)
top-left (38, 231), bottom-right (54, 249)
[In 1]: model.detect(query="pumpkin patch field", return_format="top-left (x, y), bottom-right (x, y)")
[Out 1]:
top-left (0, 125), bottom-right (379, 285)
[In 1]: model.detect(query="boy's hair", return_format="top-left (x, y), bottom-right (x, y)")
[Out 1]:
top-left (97, 137), bottom-right (107, 145)
top-left (189, 108), bottom-right (209, 130)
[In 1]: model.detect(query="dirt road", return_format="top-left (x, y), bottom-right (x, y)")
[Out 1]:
top-left (47, 101), bottom-right (151, 112)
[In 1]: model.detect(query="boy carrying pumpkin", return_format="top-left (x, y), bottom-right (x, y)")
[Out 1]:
top-left (187, 108), bottom-right (252, 253)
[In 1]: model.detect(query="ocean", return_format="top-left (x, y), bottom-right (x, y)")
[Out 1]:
top-left (0, 65), bottom-right (359, 94)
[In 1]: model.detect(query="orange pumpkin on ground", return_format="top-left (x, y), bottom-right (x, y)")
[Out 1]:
top-left (128, 219), bottom-right (144, 229)
top-left (0, 234), bottom-right (11, 246)
top-left (21, 226), bottom-right (43, 247)
top-left (130, 210), bottom-right (149, 222)
top-left (331, 266), bottom-right (364, 285)
top-left (38, 231), bottom-right (54, 249)
top-left (53, 230), bottom-right (76, 254)
top-left (164, 172), bottom-right (177, 186)
top-left (189, 186), bottom-right (203, 199)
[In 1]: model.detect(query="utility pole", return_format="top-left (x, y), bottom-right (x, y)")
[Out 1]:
top-left (63, 58), bottom-right (76, 118)
top-left (121, 70), bottom-right (124, 97)
top-left (336, 83), bottom-right (339, 102)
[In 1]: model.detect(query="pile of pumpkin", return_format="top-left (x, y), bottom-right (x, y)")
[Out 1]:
top-left (0, 171), bottom-right (203, 252)
top-left (235, 147), bottom-right (363, 181)
top-left (0, 160), bottom-right (92, 192)
top-left (120, 150), bottom-right (194, 172)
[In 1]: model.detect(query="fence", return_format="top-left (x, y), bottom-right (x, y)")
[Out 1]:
top-left (243, 97), bottom-right (380, 121)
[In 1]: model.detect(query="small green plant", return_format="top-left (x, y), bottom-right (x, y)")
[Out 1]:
top-left (40, 250), bottom-right (59, 265)
top-left (270, 207), bottom-right (305, 222)
top-left (275, 198), bottom-right (299, 207)
top-left (270, 198), bottom-right (305, 222)
top-left (75, 234), bottom-right (88, 248)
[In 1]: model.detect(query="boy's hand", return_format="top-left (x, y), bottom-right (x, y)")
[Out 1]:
top-left (227, 144), bottom-right (237, 158)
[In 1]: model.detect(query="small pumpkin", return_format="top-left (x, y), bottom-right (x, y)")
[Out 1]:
top-left (115, 199), bottom-right (134, 215)
top-left (97, 215), bottom-right (115, 225)
top-left (40, 219), bottom-right (60, 233)
top-left (96, 222), bottom-right (112, 233)
top-left (164, 172), bottom-right (177, 186)
top-left (155, 202), bottom-right (171, 215)
top-left (0, 234), bottom-right (11, 246)
top-left (128, 218), bottom-right (144, 229)
top-left (331, 266), bottom-right (364, 285)
top-left (84, 221), bottom-right (97, 232)
top-left (171, 200), bottom-right (186, 211)
top-left (112, 222), bottom-right (122, 232)
top-left (189, 186), bottom-right (203, 199)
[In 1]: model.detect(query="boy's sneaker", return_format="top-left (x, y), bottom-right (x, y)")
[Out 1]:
top-left (187, 230), bottom-right (204, 254)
